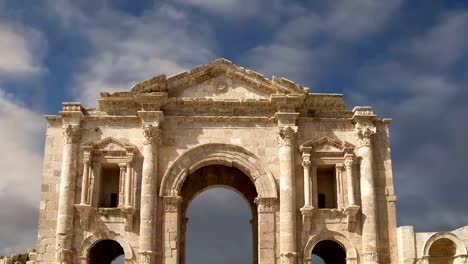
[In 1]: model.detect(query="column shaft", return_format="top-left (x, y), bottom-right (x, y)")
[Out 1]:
top-left (80, 161), bottom-right (90, 205)
top-left (56, 124), bottom-right (79, 264)
top-left (345, 158), bottom-right (356, 206)
top-left (125, 162), bottom-right (132, 207)
top-left (311, 166), bottom-right (318, 208)
top-left (277, 126), bottom-right (297, 264)
top-left (359, 144), bottom-right (379, 263)
top-left (302, 162), bottom-right (311, 207)
top-left (139, 124), bottom-right (159, 264)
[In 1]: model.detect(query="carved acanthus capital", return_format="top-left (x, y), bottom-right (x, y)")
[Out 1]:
top-left (276, 126), bottom-right (297, 146)
top-left (354, 121), bottom-right (376, 147)
top-left (142, 124), bottom-right (161, 145)
top-left (56, 249), bottom-right (74, 264)
top-left (62, 124), bottom-right (80, 144)
top-left (138, 251), bottom-right (157, 264)
top-left (280, 252), bottom-right (298, 264)
top-left (254, 197), bottom-right (278, 213)
top-left (362, 252), bottom-right (379, 263)
top-left (301, 159), bottom-right (311, 168)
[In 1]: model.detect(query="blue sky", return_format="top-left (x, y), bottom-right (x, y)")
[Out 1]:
top-left (0, 0), bottom-right (467, 260)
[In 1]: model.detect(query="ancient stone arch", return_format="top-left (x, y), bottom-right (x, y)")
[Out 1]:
top-left (303, 231), bottom-right (358, 264)
top-left (159, 143), bottom-right (278, 198)
top-left (79, 232), bottom-right (134, 263)
top-left (421, 232), bottom-right (467, 263)
top-left (159, 143), bottom-right (278, 264)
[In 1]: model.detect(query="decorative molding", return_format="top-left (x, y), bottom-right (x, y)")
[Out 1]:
top-left (276, 126), bottom-right (297, 146)
top-left (62, 124), bottom-right (80, 144)
top-left (300, 136), bottom-right (354, 156)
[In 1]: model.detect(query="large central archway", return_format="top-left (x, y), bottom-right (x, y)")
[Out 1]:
top-left (182, 165), bottom-right (257, 263)
top-left (159, 144), bottom-right (278, 264)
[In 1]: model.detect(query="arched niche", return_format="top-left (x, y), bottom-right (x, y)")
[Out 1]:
top-left (422, 232), bottom-right (467, 264)
top-left (304, 231), bottom-right (358, 264)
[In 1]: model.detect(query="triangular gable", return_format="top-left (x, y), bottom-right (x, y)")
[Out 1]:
top-left (300, 136), bottom-right (354, 154)
top-left (129, 58), bottom-right (308, 97)
top-left (83, 137), bottom-right (135, 152)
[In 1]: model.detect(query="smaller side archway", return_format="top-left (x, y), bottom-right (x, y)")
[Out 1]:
top-left (422, 232), bottom-right (467, 264)
top-left (80, 232), bottom-right (134, 264)
top-left (304, 231), bottom-right (358, 264)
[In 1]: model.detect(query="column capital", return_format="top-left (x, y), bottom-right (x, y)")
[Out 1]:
top-left (335, 163), bottom-right (344, 171)
top-left (254, 197), bottom-right (278, 213)
top-left (142, 124), bottom-right (161, 145)
top-left (138, 250), bottom-right (157, 264)
top-left (352, 106), bottom-right (376, 148)
top-left (276, 125), bottom-right (297, 146)
top-left (62, 124), bottom-right (80, 144)
top-left (280, 252), bottom-right (298, 264)
top-left (344, 155), bottom-right (354, 168)
top-left (118, 163), bottom-right (127, 169)
top-left (163, 196), bottom-right (182, 212)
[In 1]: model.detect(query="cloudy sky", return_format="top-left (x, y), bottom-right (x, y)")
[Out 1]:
top-left (0, 0), bottom-right (467, 262)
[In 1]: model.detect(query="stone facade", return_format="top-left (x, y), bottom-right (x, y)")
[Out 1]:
top-left (32, 59), bottom-right (468, 263)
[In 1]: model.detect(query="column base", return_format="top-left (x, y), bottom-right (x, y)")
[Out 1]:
top-left (138, 251), bottom-right (157, 264)
top-left (280, 252), bottom-right (297, 264)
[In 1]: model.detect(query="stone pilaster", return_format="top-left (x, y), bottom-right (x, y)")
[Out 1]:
top-left (276, 121), bottom-right (298, 264)
top-left (255, 197), bottom-right (277, 264)
top-left (162, 196), bottom-right (182, 264)
top-left (118, 163), bottom-right (126, 207)
top-left (353, 106), bottom-right (379, 264)
top-left (56, 103), bottom-right (84, 264)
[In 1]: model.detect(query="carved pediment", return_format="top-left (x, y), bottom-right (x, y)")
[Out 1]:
top-left (129, 58), bottom-right (308, 99)
top-left (82, 137), bottom-right (135, 156)
top-left (300, 137), bottom-right (354, 155)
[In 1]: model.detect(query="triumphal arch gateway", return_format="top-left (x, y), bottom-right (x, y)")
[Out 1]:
top-left (32, 59), bottom-right (468, 264)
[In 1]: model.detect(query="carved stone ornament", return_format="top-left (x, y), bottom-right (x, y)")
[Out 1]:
top-left (276, 126), bottom-right (296, 146)
top-left (62, 124), bottom-right (80, 144)
top-left (214, 79), bottom-right (228, 92)
top-left (142, 124), bottom-right (161, 145)
top-left (280, 252), bottom-right (297, 264)
top-left (163, 196), bottom-right (182, 212)
top-left (362, 252), bottom-right (379, 263)
top-left (57, 248), bottom-right (74, 264)
top-left (344, 205), bottom-right (360, 232)
top-left (255, 197), bottom-right (278, 213)
top-left (301, 159), bottom-right (311, 168)
top-left (355, 122), bottom-right (376, 147)
top-left (138, 251), bottom-right (157, 264)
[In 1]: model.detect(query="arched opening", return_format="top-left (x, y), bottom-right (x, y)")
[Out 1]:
top-left (89, 240), bottom-right (124, 264)
top-left (181, 165), bottom-right (258, 264)
top-left (311, 240), bottom-right (346, 264)
top-left (429, 238), bottom-right (457, 264)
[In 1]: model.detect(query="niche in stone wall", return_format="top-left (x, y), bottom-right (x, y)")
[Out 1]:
top-left (98, 164), bottom-right (121, 208)
top-left (317, 166), bottom-right (337, 209)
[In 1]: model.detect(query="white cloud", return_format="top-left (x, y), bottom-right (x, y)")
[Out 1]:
top-left (48, 1), bottom-right (219, 106)
top-left (0, 22), bottom-right (46, 77)
top-left (241, 0), bottom-right (402, 84)
top-left (0, 89), bottom-right (44, 254)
